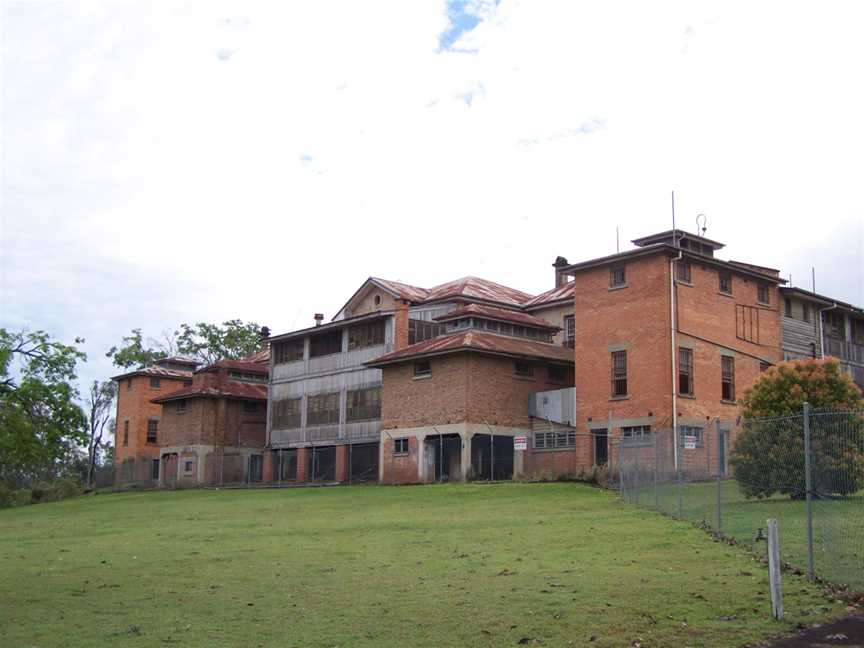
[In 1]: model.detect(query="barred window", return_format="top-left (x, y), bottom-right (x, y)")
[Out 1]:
top-left (621, 425), bottom-right (651, 446)
top-left (534, 430), bottom-right (576, 449)
top-left (514, 362), bottom-right (534, 378)
top-left (678, 348), bottom-right (694, 395)
top-left (680, 425), bottom-right (703, 447)
top-left (348, 321), bottom-right (385, 350)
top-left (611, 350), bottom-right (627, 397)
top-left (718, 271), bottom-right (732, 295)
top-left (307, 392), bottom-right (340, 426)
top-left (676, 261), bottom-right (692, 283)
top-left (274, 339), bottom-right (304, 364)
top-left (273, 398), bottom-right (302, 429)
top-left (610, 266), bottom-right (626, 288)
top-left (146, 419), bottom-right (158, 444)
top-left (346, 386), bottom-right (380, 422)
top-left (757, 284), bottom-right (770, 305)
top-left (393, 438), bottom-right (409, 454)
top-left (721, 356), bottom-right (735, 401)
top-left (414, 361), bottom-right (431, 377)
top-left (310, 331), bottom-right (342, 358)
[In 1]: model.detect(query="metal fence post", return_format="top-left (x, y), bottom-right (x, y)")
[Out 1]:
top-left (653, 432), bottom-right (659, 510)
top-left (676, 429), bottom-right (683, 518)
top-left (618, 440), bottom-right (625, 501)
top-left (803, 402), bottom-right (815, 580)
top-left (715, 418), bottom-right (722, 534)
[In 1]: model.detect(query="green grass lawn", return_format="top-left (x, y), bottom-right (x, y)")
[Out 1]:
top-left (0, 483), bottom-right (846, 648)
top-left (628, 480), bottom-right (864, 593)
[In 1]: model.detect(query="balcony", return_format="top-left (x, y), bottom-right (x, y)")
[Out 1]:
top-left (824, 337), bottom-right (864, 363)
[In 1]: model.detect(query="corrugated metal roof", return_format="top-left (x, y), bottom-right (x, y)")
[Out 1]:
top-left (522, 282), bottom-right (575, 309)
top-left (366, 330), bottom-right (574, 366)
top-left (434, 303), bottom-right (560, 330)
top-left (425, 276), bottom-right (534, 306)
top-left (369, 277), bottom-right (430, 302)
top-left (152, 382), bottom-right (267, 403)
top-left (197, 350), bottom-right (269, 373)
top-left (111, 366), bottom-right (194, 381)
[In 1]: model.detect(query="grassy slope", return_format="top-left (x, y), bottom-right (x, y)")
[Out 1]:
top-left (0, 483), bottom-right (843, 648)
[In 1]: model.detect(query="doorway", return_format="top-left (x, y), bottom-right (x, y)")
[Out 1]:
top-left (470, 434), bottom-right (514, 480)
top-left (424, 434), bottom-right (463, 482)
top-left (349, 443), bottom-right (379, 482)
top-left (307, 446), bottom-right (336, 481)
top-left (592, 429), bottom-right (609, 466)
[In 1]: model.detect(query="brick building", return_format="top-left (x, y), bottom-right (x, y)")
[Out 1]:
top-left (112, 357), bottom-right (197, 484)
top-left (151, 352), bottom-right (268, 486)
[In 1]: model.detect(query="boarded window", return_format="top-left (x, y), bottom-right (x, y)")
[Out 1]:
top-left (611, 350), bottom-right (627, 397)
top-left (274, 339), bottom-right (304, 364)
top-left (757, 284), bottom-right (770, 305)
top-left (414, 361), bottom-right (431, 377)
top-left (346, 386), bottom-right (381, 422)
top-left (310, 331), bottom-right (342, 357)
top-left (621, 425), bottom-right (651, 446)
top-left (273, 398), bottom-right (302, 429)
top-left (678, 348), bottom-right (694, 395)
top-left (146, 419), bottom-right (158, 444)
top-left (348, 320), bottom-right (385, 350)
top-left (307, 392), bottom-right (340, 426)
top-left (610, 266), bottom-right (626, 288)
top-left (514, 362), bottom-right (534, 378)
top-left (394, 438), bottom-right (409, 454)
top-left (676, 261), bottom-right (691, 283)
top-left (736, 305), bottom-right (760, 343)
top-left (718, 271), bottom-right (732, 295)
top-left (721, 356), bottom-right (735, 401)
top-left (534, 430), bottom-right (576, 449)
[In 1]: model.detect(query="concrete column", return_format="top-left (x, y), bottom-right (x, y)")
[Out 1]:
top-left (335, 444), bottom-right (349, 482)
top-left (297, 447), bottom-right (309, 482)
top-left (263, 450), bottom-right (275, 483)
top-left (460, 429), bottom-right (472, 481)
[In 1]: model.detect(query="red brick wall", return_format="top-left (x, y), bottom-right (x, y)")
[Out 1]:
top-left (159, 398), bottom-right (266, 448)
top-left (380, 436), bottom-right (421, 484)
top-left (394, 300), bottom-right (410, 350)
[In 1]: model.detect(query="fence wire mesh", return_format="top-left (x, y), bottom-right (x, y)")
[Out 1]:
top-left (618, 407), bottom-right (864, 594)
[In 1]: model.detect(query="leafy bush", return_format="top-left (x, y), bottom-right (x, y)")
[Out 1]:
top-left (11, 489), bottom-right (32, 506)
top-left (0, 483), bottom-right (11, 508)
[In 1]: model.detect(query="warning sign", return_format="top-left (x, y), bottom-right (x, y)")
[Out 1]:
top-left (684, 436), bottom-right (698, 450)
top-left (514, 436), bottom-right (528, 450)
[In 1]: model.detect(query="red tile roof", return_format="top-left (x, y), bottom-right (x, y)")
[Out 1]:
top-left (425, 276), bottom-right (534, 307)
top-left (196, 350), bottom-right (269, 374)
top-left (366, 330), bottom-right (574, 366)
top-left (151, 381), bottom-right (267, 403)
top-left (434, 303), bottom-right (560, 330)
top-left (522, 282), bottom-right (575, 309)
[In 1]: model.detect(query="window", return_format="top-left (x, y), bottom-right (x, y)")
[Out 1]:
top-left (306, 392), bottom-right (340, 426)
top-left (273, 398), bottom-right (302, 429)
top-left (310, 330), bottom-right (342, 358)
top-left (146, 419), bottom-right (158, 444)
top-left (184, 461), bottom-right (193, 474)
top-left (825, 311), bottom-right (844, 337)
top-left (736, 305), bottom-right (760, 343)
top-left (126, 378), bottom-right (133, 391)
top-left (802, 304), bottom-right (811, 323)
top-left (534, 430), bottom-right (576, 449)
top-left (718, 271), bottom-right (732, 295)
top-left (229, 371), bottom-right (267, 383)
top-left (784, 298), bottom-right (792, 317)
top-left (611, 350), bottom-right (627, 397)
top-left (393, 438), bottom-right (409, 454)
top-left (610, 266), bottom-right (626, 288)
top-left (676, 261), bottom-right (692, 283)
top-left (243, 401), bottom-right (259, 413)
top-left (514, 362), bottom-right (534, 378)
top-left (547, 365), bottom-right (567, 384)
top-left (564, 315), bottom-right (575, 348)
top-left (757, 284), bottom-right (770, 305)
top-left (414, 361), bottom-right (431, 378)
top-left (123, 420), bottom-right (129, 446)
top-left (275, 339), bottom-right (304, 364)
top-left (151, 459), bottom-right (160, 480)
top-left (721, 356), bottom-right (735, 401)
top-left (678, 348), bottom-right (694, 395)
top-left (409, 319), bottom-right (445, 345)
top-left (176, 400), bottom-right (187, 414)
top-left (348, 320), bottom-right (385, 350)
top-left (150, 377), bottom-right (161, 388)
top-left (621, 425), bottom-right (651, 447)
top-left (347, 386), bottom-right (381, 422)
top-left (680, 425), bottom-right (703, 447)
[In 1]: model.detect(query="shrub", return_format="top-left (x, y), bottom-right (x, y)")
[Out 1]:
top-left (56, 476), bottom-right (83, 500)
top-left (0, 484), bottom-right (11, 508)
top-left (11, 489), bottom-right (32, 506)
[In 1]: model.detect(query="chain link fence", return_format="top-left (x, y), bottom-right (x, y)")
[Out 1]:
top-left (618, 406), bottom-right (864, 594)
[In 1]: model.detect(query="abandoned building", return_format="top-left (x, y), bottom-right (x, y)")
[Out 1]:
top-left (111, 356), bottom-right (198, 484)
top-left (151, 351), bottom-right (269, 486)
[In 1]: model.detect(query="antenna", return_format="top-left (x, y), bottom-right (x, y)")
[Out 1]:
top-left (696, 213), bottom-right (707, 238)
top-left (616, 226), bottom-right (620, 253)
top-left (811, 267), bottom-right (816, 293)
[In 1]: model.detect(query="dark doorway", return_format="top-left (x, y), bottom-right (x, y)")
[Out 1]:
top-left (248, 454), bottom-right (263, 482)
top-left (592, 429), bottom-right (609, 466)
top-left (425, 434), bottom-right (463, 482)
top-left (470, 434), bottom-right (514, 480)
top-left (308, 446), bottom-right (336, 481)
top-left (349, 443), bottom-right (379, 482)
top-left (276, 449), bottom-right (298, 481)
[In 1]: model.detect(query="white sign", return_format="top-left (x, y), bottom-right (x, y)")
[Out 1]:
top-left (514, 436), bottom-right (528, 450)
top-left (684, 436), bottom-right (698, 450)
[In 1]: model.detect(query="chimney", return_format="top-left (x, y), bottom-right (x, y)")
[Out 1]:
top-left (553, 256), bottom-right (569, 288)
top-left (394, 300), bottom-right (409, 350)
top-left (258, 326), bottom-right (270, 352)
top-left (314, 314), bottom-right (324, 327)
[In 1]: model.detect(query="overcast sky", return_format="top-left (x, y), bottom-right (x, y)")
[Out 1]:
top-left (2, 0), bottom-right (863, 393)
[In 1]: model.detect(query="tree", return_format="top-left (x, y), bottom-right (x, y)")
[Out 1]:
top-left (84, 380), bottom-right (116, 489)
top-left (731, 359), bottom-right (864, 499)
top-left (107, 320), bottom-right (264, 369)
top-left (0, 329), bottom-right (88, 488)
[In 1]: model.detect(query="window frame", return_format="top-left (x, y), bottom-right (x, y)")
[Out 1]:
top-left (306, 392), bottom-right (340, 427)
top-left (149, 377), bottom-right (161, 389)
top-left (176, 400), bottom-right (187, 414)
top-left (347, 320), bottom-right (385, 351)
top-left (680, 425), bottom-right (704, 448)
top-left (123, 419), bottom-right (129, 447)
top-left (721, 356), bottom-right (735, 402)
top-left (346, 386), bottom-right (381, 422)
top-left (534, 430), bottom-right (576, 450)
top-left (413, 361), bottom-right (432, 378)
top-left (547, 365), bottom-right (567, 385)
top-left (563, 315), bottom-right (575, 347)
top-left (184, 460), bottom-right (194, 474)
top-left (243, 400), bottom-right (259, 413)
top-left (621, 425), bottom-right (652, 447)
top-left (273, 397), bottom-right (302, 429)
top-left (718, 271), bottom-right (733, 295)
top-left (611, 350), bottom-right (627, 398)
top-left (678, 347), bottom-right (694, 396)
top-left (757, 284), bottom-right (770, 305)
top-left (393, 438), bottom-right (409, 455)
top-left (146, 419), bottom-right (158, 444)
top-left (610, 266), bottom-right (626, 288)
top-left (676, 261), bottom-right (692, 284)
top-left (514, 361), bottom-right (534, 378)
top-left (309, 330), bottom-right (343, 358)
top-left (151, 459), bottom-right (160, 480)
